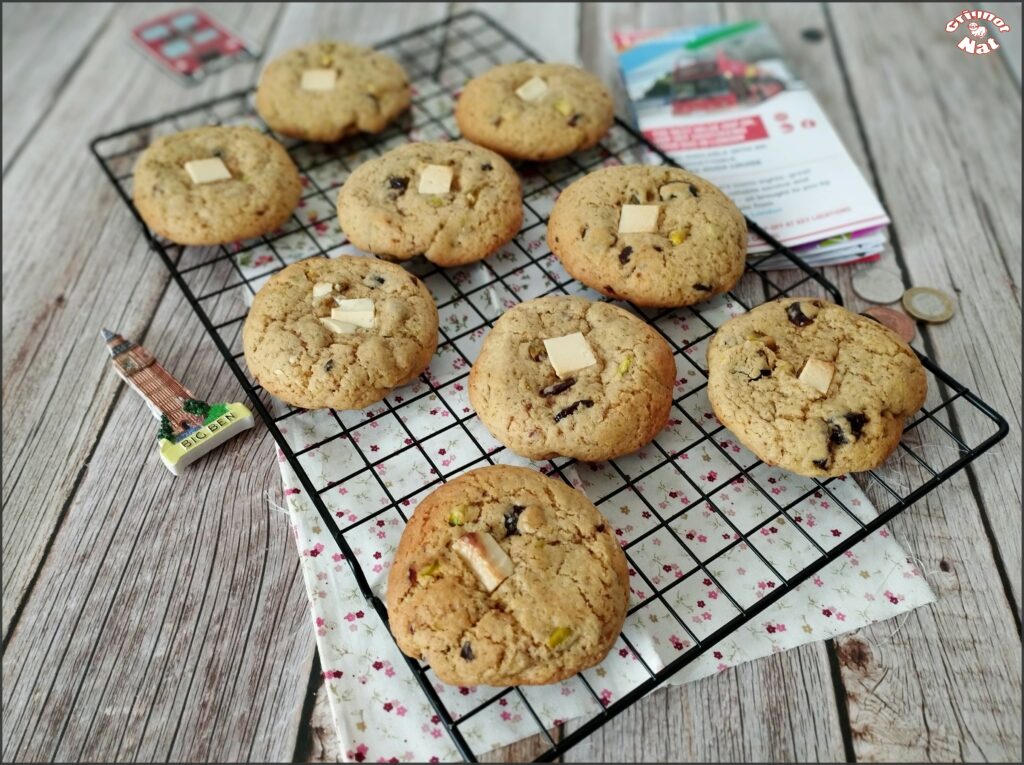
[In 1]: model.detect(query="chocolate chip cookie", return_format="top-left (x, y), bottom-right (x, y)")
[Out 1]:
top-left (707, 298), bottom-right (927, 477)
top-left (133, 125), bottom-right (301, 245)
top-left (255, 41), bottom-right (411, 142)
top-left (455, 62), bottom-right (614, 161)
top-left (468, 295), bottom-right (676, 461)
top-left (386, 465), bottom-right (629, 686)
top-left (336, 141), bottom-right (522, 267)
top-left (243, 256), bottom-right (438, 410)
top-left (548, 165), bottom-right (747, 307)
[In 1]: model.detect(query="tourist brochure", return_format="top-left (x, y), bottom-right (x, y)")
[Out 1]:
top-left (614, 21), bottom-right (889, 267)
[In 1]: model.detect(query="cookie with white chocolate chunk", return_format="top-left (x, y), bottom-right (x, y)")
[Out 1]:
top-left (455, 62), bottom-right (614, 161)
top-left (132, 125), bottom-right (301, 245)
top-left (706, 297), bottom-right (927, 477)
top-left (242, 256), bottom-right (438, 410)
top-left (336, 141), bottom-right (522, 267)
top-left (386, 465), bottom-right (629, 686)
top-left (548, 165), bottom-right (747, 307)
top-left (468, 295), bottom-right (676, 461)
top-left (255, 41), bottom-right (411, 142)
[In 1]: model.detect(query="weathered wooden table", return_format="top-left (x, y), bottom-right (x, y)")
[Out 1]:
top-left (3, 3), bottom-right (1021, 761)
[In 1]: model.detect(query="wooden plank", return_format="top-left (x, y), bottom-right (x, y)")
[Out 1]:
top-left (566, 4), bottom-right (849, 762)
top-left (826, 2), bottom-right (1021, 606)
top-left (261, 1), bottom-right (448, 56)
top-left (0, 283), bottom-right (316, 761)
top-left (457, 2), bottom-right (582, 64)
top-left (995, 3), bottom-right (1021, 84)
top-left (721, 4), bottom-right (1022, 762)
top-left (565, 645), bottom-right (845, 762)
top-left (0, 2), bottom-right (280, 640)
top-left (814, 4), bottom-right (1022, 762)
top-left (1, 2), bottom-right (115, 171)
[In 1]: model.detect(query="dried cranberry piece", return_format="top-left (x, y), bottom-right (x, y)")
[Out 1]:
top-left (845, 413), bottom-right (869, 438)
top-left (324, 359), bottom-right (335, 372)
top-left (540, 378), bottom-right (576, 396)
top-left (554, 399), bottom-right (594, 423)
top-left (460, 642), bottom-right (475, 661)
top-left (693, 283), bottom-right (712, 291)
top-left (481, 162), bottom-right (493, 171)
top-left (787, 302), bottom-right (814, 327)
top-left (568, 113), bottom-right (582, 126)
top-left (813, 458), bottom-right (829, 470)
top-left (828, 423), bottom-right (847, 447)
top-left (387, 176), bottom-right (409, 191)
top-left (408, 567), bottom-right (417, 585)
top-left (689, 183), bottom-right (699, 197)
top-left (619, 246), bottom-right (633, 264)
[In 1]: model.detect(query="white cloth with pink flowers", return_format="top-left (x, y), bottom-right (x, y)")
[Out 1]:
top-left (276, 392), bottom-right (934, 762)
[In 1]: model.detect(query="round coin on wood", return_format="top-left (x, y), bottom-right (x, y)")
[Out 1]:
top-left (852, 267), bottom-right (905, 304)
top-left (902, 287), bottom-right (955, 323)
top-left (862, 306), bottom-right (917, 343)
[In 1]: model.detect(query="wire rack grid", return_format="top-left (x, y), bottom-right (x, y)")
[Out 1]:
top-left (91, 10), bottom-right (1008, 762)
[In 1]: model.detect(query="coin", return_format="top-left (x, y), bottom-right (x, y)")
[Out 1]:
top-left (902, 287), bottom-right (955, 323)
top-left (852, 268), bottom-right (905, 304)
top-left (862, 307), bottom-right (916, 343)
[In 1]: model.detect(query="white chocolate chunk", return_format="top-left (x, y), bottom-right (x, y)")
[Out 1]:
top-left (618, 204), bottom-right (660, 234)
top-left (312, 282), bottom-right (335, 299)
top-left (543, 332), bottom-right (597, 380)
top-left (301, 68), bottom-right (337, 91)
top-left (516, 506), bottom-right (545, 535)
top-left (515, 76), bottom-right (549, 102)
top-left (331, 298), bottom-right (375, 328)
top-left (319, 317), bottom-right (357, 334)
top-left (184, 157), bottom-right (231, 185)
top-left (453, 532), bottom-right (514, 593)
top-left (798, 358), bottom-right (835, 394)
top-left (418, 164), bottom-right (454, 195)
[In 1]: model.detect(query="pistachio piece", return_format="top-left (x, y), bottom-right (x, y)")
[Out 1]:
top-left (547, 626), bottom-right (573, 648)
top-left (447, 505), bottom-right (468, 527)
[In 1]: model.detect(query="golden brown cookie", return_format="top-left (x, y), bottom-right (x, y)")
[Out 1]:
top-left (336, 141), bottom-right (522, 267)
top-left (468, 295), bottom-right (676, 461)
top-left (548, 165), bottom-right (747, 308)
top-left (243, 256), bottom-right (438, 410)
top-left (386, 465), bottom-right (629, 686)
top-left (707, 298), bottom-right (927, 477)
top-left (255, 41), bottom-right (411, 142)
top-left (132, 125), bottom-right (301, 245)
top-left (455, 62), bottom-right (614, 161)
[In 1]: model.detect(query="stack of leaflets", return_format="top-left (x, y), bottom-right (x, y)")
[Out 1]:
top-left (614, 21), bottom-right (889, 269)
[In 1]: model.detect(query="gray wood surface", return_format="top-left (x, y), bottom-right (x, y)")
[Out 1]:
top-left (2, 2), bottom-right (1020, 763)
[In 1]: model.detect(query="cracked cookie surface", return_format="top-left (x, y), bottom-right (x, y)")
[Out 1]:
top-left (469, 295), bottom-right (675, 461)
top-left (133, 125), bottom-right (301, 245)
top-left (242, 256), bottom-right (438, 410)
top-left (548, 165), bottom-right (747, 307)
top-left (386, 465), bottom-right (629, 686)
top-left (336, 141), bottom-right (522, 267)
top-left (707, 298), bottom-right (927, 477)
top-left (255, 41), bottom-right (411, 142)
top-left (455, 62), bottom-right (614, 161)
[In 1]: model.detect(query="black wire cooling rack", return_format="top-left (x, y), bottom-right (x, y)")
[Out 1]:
top-left (91, 10), bottom-right (1008, 762)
